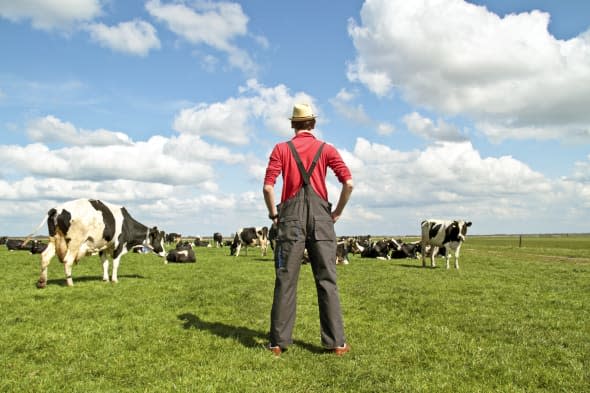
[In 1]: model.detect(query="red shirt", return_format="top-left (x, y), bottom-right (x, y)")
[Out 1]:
top-left (264, 132), bottom-right (352, 202)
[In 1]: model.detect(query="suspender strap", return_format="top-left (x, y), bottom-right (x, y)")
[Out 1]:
top-left (287, 141), bottom-right (325, 186)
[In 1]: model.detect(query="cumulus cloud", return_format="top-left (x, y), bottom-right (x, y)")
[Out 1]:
top-left (3, 120), bottom-right (249, 187)
top-left (85, 20), bottom-right (161, 56)
top-left (27, 115), bottom-right (133, 146)
top-left (347, 0), bottom-right (590, 143)
top-left (0, 177), bottom-right (174, 203)
top-left (0, 0), bottom-right (102, 30)
top-left (173, 79), bottom-right (315, 144)
top-left (336, 137), bottom-right (590, 234)
top-left (146, 0), bottom-right (260, 73)
top-left (404, 112), bottom-right (468, 142)
top-left (330, 88), bottom-right (372, 125)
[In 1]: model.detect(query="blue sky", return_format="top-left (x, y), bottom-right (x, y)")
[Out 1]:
top-left (1, 0), bottom-right (589, 237)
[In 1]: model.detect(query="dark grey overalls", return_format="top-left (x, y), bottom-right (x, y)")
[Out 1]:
top-left (269, 141), bottom-right (346, 349)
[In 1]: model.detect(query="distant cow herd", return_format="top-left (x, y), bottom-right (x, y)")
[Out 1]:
top-left (1, 198), bottom-right (472, 288)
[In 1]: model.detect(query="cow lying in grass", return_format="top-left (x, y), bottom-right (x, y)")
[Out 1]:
top-left (166, 241), bottom-right (196, 263)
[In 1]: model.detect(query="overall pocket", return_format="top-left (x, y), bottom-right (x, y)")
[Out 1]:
top-left (278, 216), bottom-right (303, 242)
top-left (313, 217), bottom-right (336, 241)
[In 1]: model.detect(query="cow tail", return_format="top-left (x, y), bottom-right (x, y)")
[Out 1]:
top-left (22, 213), bottom-right (50, 246)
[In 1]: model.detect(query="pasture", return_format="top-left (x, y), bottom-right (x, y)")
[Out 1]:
top-left (1, 235), bottom-right (589, 392)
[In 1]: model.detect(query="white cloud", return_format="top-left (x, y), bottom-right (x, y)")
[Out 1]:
top-left (404, 112), bottom-right (468, 142)
top-left (85, 20), bottom-right (161, 56)
top-left (330, 88), bottom-right (372, 125)
top-left (173, 79), bottom-right (315, 144)
top-left (0, 0), bottom-right (102, 30)
top-left (347, 0), bottom-right (590, 143)
top-left (163, 133), bottom-right (245, 164)
top-left (27, 115), bottom-right (133, 146)
top-left (376, 122), bottom-right (395, 136)
top-left (335, 137), bottom-right (590, 234)
top-left (146, 0), bottom-right (260, 73)
top-left (0, 134), bottom-right (221, 186)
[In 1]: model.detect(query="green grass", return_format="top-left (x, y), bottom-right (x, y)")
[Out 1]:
top-left (1, 236), bottom-right (589, 392)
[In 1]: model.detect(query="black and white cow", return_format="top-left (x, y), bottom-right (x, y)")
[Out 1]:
top-left (213, 232), bottom-right (223, 248)
top-left (165, 232), bottom-right (182, 244)
top-left (336, 240), bottom-right (350, 265)
top-left (230, 227), bottom-right (269, 257)
top-left (6, 238), bottom-right (27, 251)
top-left (166, 241), bottom-right (196, 263)
top-left (361, 238), bottom-right (401, 260)
top-left (30, 240), bottom-right (48, 254)
top-left (390, 240), bottom-right (421, 259)
top-left (193, 237), bottom-right (210, 247)
top-left (421, 219), bottom-right (472, 269)
top-left (7, 238), bottom-right (49, 254)
top-left (29, 198), bottom-right (166, 288)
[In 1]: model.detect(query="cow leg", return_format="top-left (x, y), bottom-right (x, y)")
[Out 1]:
top-left (37, 241), bottom-right (56, 288)
top-left (445, 254), bottom-right (451, 269)
top-left (430, 246), bottom-right (438, 268)
top-left (421, 242), bottom-right (427, 267)
top-left (100, 252), bottom-right (110, 282)
top-left (62, 249), bottom-right (77, 287)
top-left (454, 245), bottom-right (462, 269)
top-left (234, 243), bottom-right (242, 257)
top-left (111, 252), bottom-right (126, 283)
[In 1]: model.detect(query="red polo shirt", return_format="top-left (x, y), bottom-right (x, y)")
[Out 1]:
top-left (264, 132), bottom-right (352, 203)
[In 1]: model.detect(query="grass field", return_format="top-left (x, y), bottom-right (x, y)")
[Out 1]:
top-left (1, 235), bottom-right (589, 392)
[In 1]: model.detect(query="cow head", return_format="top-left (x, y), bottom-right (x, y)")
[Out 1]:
top-left (147, 227), bottom-right (166, 256)
top-left (450, 220), bottom-right (472, 242)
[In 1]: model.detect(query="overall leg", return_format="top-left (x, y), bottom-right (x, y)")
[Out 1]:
top-left (308, 239), bottom-right (346, 349)
top-left (269, 238), bottom-right (305, 348)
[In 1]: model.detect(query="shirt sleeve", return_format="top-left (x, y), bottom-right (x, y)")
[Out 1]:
top-left (326, 144), bottom-right (352, 183)
top-left (263, 145), bottom-right (282, 186)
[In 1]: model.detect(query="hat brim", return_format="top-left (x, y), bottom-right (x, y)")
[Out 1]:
top-left (289, 115), bottom-right (316, 121)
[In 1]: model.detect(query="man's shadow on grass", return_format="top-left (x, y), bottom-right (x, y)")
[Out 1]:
top-left (178, 313), bottom-right (324, 354)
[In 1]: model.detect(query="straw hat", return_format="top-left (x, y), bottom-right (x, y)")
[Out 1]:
top-left (289, 103), bottom-right (316, 121)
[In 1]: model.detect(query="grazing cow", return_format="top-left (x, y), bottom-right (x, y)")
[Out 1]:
top-left (213, 232), bottom-right (223, 247)
top-left (0, 236), bottom-right (7, 245)
top-left (230, 226), bottom-right (269, 257)
top-left (421, 219), bottom-right (472, 269)
top-left (30, 198), bottom-right (166, 288)
top-left (166, 241), bottom-right (196, 263)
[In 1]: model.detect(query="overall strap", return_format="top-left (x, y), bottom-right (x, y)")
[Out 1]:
top-left (287, 141), bottom-right (325, 186)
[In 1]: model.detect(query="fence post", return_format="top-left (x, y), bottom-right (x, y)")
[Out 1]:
top-left (519, 235), bottom-right (522, 248)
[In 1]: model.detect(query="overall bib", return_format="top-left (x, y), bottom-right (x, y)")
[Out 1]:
top-left (269, 141), bottom-right (346, 349)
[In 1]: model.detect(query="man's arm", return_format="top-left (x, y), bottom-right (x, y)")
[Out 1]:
top-left (263, 184), bottom-right (278, 223)
top-left (331, 179), bottom-right (353, 223)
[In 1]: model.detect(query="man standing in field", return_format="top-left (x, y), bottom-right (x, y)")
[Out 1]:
top-left (263, 103), bottom-right (354, 356)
